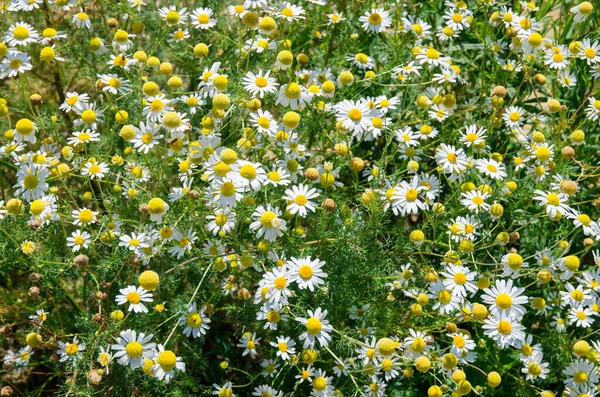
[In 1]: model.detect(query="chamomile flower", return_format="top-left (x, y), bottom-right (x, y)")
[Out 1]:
top-left (131, 121), bottom-right (163, 154)
top-left (115, 285), bottom-right (153, 313)
top-left (571, 2), bottom-right (594, 22)
top-left (0, 50), bottom-right (33, 78)
top-left (72, 11), bottom-right (92, 29)
top-left (335, 99), bottom-right (372, 137)
top-left (60, 92), bottom-right (89, 112)
top-left (238, 332), bottom-right (261, 357)
top-left (242, 70), bottom-right (279, 98)
top-left (287, 256), bottom-right (327, 291)
top-left (112, 329), bottom-right (156, 369)
top-left (391, 176), bottom-right (428, 215)
top-left (435, 144), bottom-right (468, 174)
top-left (277, 2), bottom-right (305, 22)
top-left (66, 230), bottom-right (91, 252)
top-left (276, 82), bottom-right (312, 110)
top-left (71, 208), bottom-right (98, 226)
top-left (296, 308), bottom-right (332, 348)
top-left (327, 12), bottom-right (345, 24)
top-left (180, 302), bottom-right (211, 338)
top-left (57, 336), bottom-right (85, 363)
top-left (5, 22), bottom-right (39, 46)
top-left (481, 279), bottom-right (529, 320)
top-left (206, 208), bottom-right (236, 235)
top-left (158, 6), bottom-right (189, 26)
top-left (14, 163), bottom-right (49, 201)
top-left (97, 346), bottom-right (113, 374)
top-left (360, 8), bottom-right (391, 33)
top-left (460, 190), bottom-right (491, 213)
top-left (74, 102), bottom-right (104, 130)
top-left (283, 184), bottom-right (320, 217)
top-left (579, 39), bottom-right (600, 64)
top-left (191, 7), bottom-right (216, 29)
top-left (482, 313), bottom-right (525, 349)
top-left (476, 158), bottom-right (507, 180)
top-left (250, 205), bottom-right (286, 242)
top-left (249, 109), bottom-right (279, 136)
top-left (81, 159), bottom-right (109, 179)
top-left (151, 345), bottom-right (185, 383)
top-left (441, 264), bottom-right (478, 298)
top-left (533, 190), bottom-right (572, 218)
top-left (67, 129), bottom-right (100, 146)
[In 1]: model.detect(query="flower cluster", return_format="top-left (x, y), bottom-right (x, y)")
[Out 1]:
top-left (1, 0), bottom-right (600, 396)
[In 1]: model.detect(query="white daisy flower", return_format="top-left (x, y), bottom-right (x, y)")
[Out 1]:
top-left (111, 329), bottom-right (156, 369)
top-left (115, 285), bottom-right (153, 313)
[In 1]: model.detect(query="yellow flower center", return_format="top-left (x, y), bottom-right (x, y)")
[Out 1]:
top-left (197, 14), bottom-right (210, 24)
top-left (126, 291), bottom-right (141, 304)
top-left (405, 189), bottom-right (418, 201)
top-left (574, 371), bottom-right (587, 383)
top-left (13, 26), bottom-right (30, 40)
top-left (260, 211), bottom-right (277, 228)
top-left (125, 341), bottom-right (143, 358)
top-left (497, 320), bottom-right (512, 335)
top-left (239, 164), bottom-right (257, 179)
top-left (528, 362), bottom-right (542, 376)
top-left (166, 10), bottom-right (180, 24)
top-left (157, 350), bottom-right (177, 371)
top-left (313, 376), bottom-right (327, 391)
top-left (438, 289), bottom-right (451, 304)
top-left (507, 253), bottom-right (523, 269)
top-left (273, 276), bottom-right (287, 289)
top-left (257, 116), bottom-right (270, 128)
top-left (23, 174), bottom-right (39, 189)
top-left (369, 12), bottom-right (382, 25)
top-left (81, 110), bottom-right (97, 124)
top-left (348, 108), bottom-right (363, 121)
top-left (65, 343), bottom-right (79, 356)
top-left (355, 53), bottom-right (369, 64)
top-left (453, 335), bottom-right (465, 348)
top-left (298, 265), bottom-right (313, 279)
top-left (472, 196), bottom-right (484, 205)
top-left (495, 293), bottom-right (512, 310)
top-left (220, 181), bottom-right (236, 196)
top-left (186, 312), bottom-right (202, 327)
top-left (426, 48), bottom-right (440, 59)
top-left (255, 77), bottom-right (268, 87)
top-left (285, 83), bottom-right (301, 99)
top-left (585, 48), bottom-right (596, 59)
top-left (78, 209), bottom-right (94, 224)
top-left (306, 317), bottom-right (323, 335)
top-left (295, 195), bottom-right (308, 205)
top-left (453, 273), bottom-right (467, 285)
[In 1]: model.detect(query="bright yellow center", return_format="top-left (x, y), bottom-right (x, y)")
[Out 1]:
top-left (65, 343), bottom-right (79, 356)
top-left (496, 293), bottom-right (512, 309)
top-left (260, 211), bottom-right (277, 228)
top-left (126, 291), bottom-right (141, 304)
top-left (220, 181), bottom-right (235, 196)
top-left (306, 317), bottom-right (322, 335)
top-left (273, 276), bottom-right (287, 289)
top-left (157, 350), bottom-right (177, 371)
top-left (497, 320), bottom-right (512, 335)
top-left (454, 273), bottom-right (467, 285)
top-left (298, 265), bottom-right (313, 279)
top-left (369, 12), bottom-right (382, 25)
top-left (13, 26), bottom-right (30, 40)
top-left (125, 341), bottom-right (143, 358)
top-left (197, 14), bottom-right (210, 24)
top-left (348, 108), bottom-right (363, 121)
